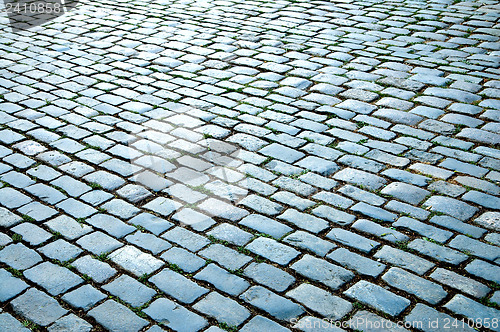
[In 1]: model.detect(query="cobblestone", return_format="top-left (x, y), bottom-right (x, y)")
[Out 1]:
top-left (103, 275), bottom-right (156, 307)
top-left (88, 300), bottom-right (148, 332)
top-left (62, 285), bottom-right (106, 311)
top-left (11, 288), bottom-right (67, 326)
top-left (382, 267), bottom-right (447, 305)
top-left (150, 269), bottom-right (207, 304)
top-left (405, 304), bottom-right (476, 332)
top-left (287, 283), bottom-right (352, 320)
top-left (292, 255), bottom-right (354, 290)
top-left (246, 237), bottom-right (299, 266)
top-left (1, 0), bottom-right (499, 329)
top-left (241, 286), bottom-right (304, 321)
top-left (344, 281), bottom-right (410, 317)
top-left (144, 298), bottom-right (207, 332)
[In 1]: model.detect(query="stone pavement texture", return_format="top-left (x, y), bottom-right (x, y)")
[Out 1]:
top-left (0, 0), bottom-right (500, 331)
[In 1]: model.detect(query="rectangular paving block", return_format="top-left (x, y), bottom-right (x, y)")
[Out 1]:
top-left (109, 245), bottom-right (163, 277)
top-left (144, 298), bottom-right (208, 331)
top-left (382, 267), bottom-right (447, 305)
top-left (149, 269), bottom-right (208, 304)
top-left (10, 288), bottom-right (67, 326)
top-left (240, 286), bottom-right (304, 321)
top-left (88, 300), bottom-right (148, 332)
top-left (374, 245), bottom-right (434, 275)
top-left (246, 237), bottom-right (299, 265)
top-left (287, 283), bottom-right (352, 320)
top-left (344, 281), bottom-right (410, 317)
top-left (291, 254), bottom-right (354, 290)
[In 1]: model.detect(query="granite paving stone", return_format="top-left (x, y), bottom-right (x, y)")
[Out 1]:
top-left (0, 268), bottom-right (29, 302)
top-left (405, 304), bottom-right (476, 332)
top-left (109, 245), bottom-right (163, 277)
top-left (10, 288), bottom-right (67, 327)
top-left (38, 239), bottom-right (82, 262)
top-left (61, 285), bottom-right (107, 311)
top-left (150, 269), bottom-right (208, 304)
top-left (326, 228), bottom-right (380, 254)
top-left (449, 235), bottom-right (500, 262)
top-left (1, 1), bottom-right (500, 329)
top-left (240, 286), bottom-right (304, 321)
top-left (374, 245), bottom-right (434, 275)
top-left (291, 254), bottom-right (354, 290)
top-left (0, 313), bottom-right (30, 332)
top-left (199, 243), bottom-right (252, 270)
top-left (47, 314), bottom-right (93, 332)
top-left (144, 298), bottom-right (208, 332)
top-left (327, 248), bottom-right (386, 278)
top-left (344, 281), bottom-right (410, 317)
top-left (350, 311), bottom-right (410, 332)
top-left (382, 267), bottom-right (447, 305)
top-left (408, 239), bottom-right (467, 265)
top-left (423, 196), bottom-right (478, 221)
top-left (240, 316), bottom-right (290, 332)
top-left (88, 300), bottom-right (148, 332)
top-left (243, 262), bottom-right (295, 292)
top-left (194, 291), bottom-right (250, 326)
top-left (24, 262), bottom-right (83, 296)
top-left (195, 264), bottom-right (250, 296)
top-left (429, 268), bottom-right (490, 299)
top-left (246, 237), bottom-right (300, 265)
top-left (72, 255), bottom-right (116, 283)
top-left (160, 247), bottom-right (205, 273)
top-left (444, 295), bottom-right (500, 331)
top-left (287, 284), bottom-right (352, 320)
top-left (103, 275), bottom-right (156, 307)
top-left (0, 243), bottom-right (42, 270)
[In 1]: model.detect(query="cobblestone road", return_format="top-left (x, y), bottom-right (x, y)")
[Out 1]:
top-left (1, 0), bottom-right (500, 331)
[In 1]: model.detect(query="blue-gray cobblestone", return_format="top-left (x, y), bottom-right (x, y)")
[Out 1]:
top-left (241, 286), bottom-right (304, 321)
top-left (374, 245), bottom-right (434, 275)
top-left (103, 274), bottom-right (156, 307)
top-left (61, 285), bottom-right (106, 311)
top-left (287, 283), bottom-right (352, 319)
top-left (195, 264), bottom-right (249, 296)
top-left (283, 231), bottom-right (335, 257)
top-left (144, 298), bottom-right (208, 332)
top-left (88, 300), bottom-right (148, 332)
top-left (292, 254), bottom-right (354, 290)
top-left (11, 288), bottom-right (67, 327)
top-left (327, 248), bottom-right (385, 277)
top-left (344, 281), bottom-right (410, 317)
top-left (430, 268), bottom-right (490, 299)
top-left (246, 237), bottom-right (299, 265)
top-left (382, 267), bottom-right (447, 305)
top-left (150, 269), bottom-right (207, 304)
top-left (327, 228), bottom-right (380, 254)
top-left (1, 2), bottom-right (499, 328)
top-left (24, 262), bottom-right (82, 296)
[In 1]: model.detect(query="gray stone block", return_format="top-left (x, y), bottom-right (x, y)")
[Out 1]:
top-left (88, 300), bottom-right (148, 332)
top-left (287, 283), bottom-right (352, 319)
top-left (11, 288), bottom-right (67, 326)
top-left (61, 285), bottom-right (106, 311)
top-left (103, 274), bottom-right (156, 307)
top-left (344, 281), bottom-right (410, 317)
top-left (291, 254), bottom-right (354, 290)
top-left (195, 264), bottom-right (250, 296)
top-left (240, 286), bottom-right (304, 321)
top-left (149, 269), bottom-right (208, 304)
top-left (144, 298), bottom-right (208, 332)
top-left (194, 292), bottom-right (250, 326)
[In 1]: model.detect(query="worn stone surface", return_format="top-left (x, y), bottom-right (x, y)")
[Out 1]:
top-left (0, 0), bottom-right (499, 329)
top-left (344, 281), bottom-right (410, 317)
